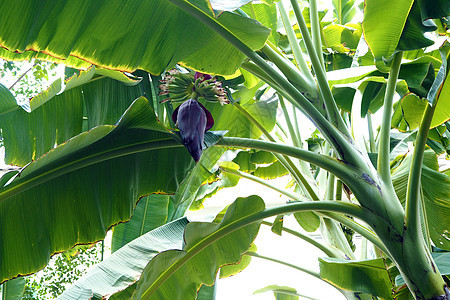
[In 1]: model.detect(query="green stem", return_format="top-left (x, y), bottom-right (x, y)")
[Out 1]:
top-left (276, 1), bottom-right (314, 79)
top-left (335, 179), bottom-right (342, 201)
top-left (245, 251), bottom-right (321, 280)
top-left (279, 96), bottom-right (301, 148)
top-left (262, 43), bottom-right (317, 99)
top-left (168, 0), bottom-right (359, 165)
top-left (367, 113), bottom-right (376, 153)
top-left (405, 103), bottom-right (436, 238)
top-left (309, 0), bottom-right (325, 69)
top-left (289, 0), bottom-right (349, 137)
top-left (261, 221), bottom-right (342, 258)
top-left (233, 102), bottom-right (319, 200)
top-left (222, 166), bottom-right (387, 254)
top-left (141, 201), bottom-right (374, 299)
top-left (377, 51), bottom-right (403, 183)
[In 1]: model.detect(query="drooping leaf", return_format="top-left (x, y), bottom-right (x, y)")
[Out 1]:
top-left (58, 218), bottom-right (189, 300)
top-left (0, 0), bottom-right (270, 76)
top-left (395, 1), bottom-right (437, 52)
top-left (0, 98), bottom-right (196, 283)
top-left (219, 243), bottom-right (257, 278)
top-left (131, 195), bottom-right (265, 299)
top-left (319, 257), bottom-right (394, 300)
top-left (241, 2), bottom-right (279, 45)
top-left (294, 211), bottom-right (320, 233)
top-left (111, 194), bottom-right (172, 253)
top-left (391, 150), bottom-right (450, 250)
top-left (0, 74), bottom-right (148, 167)
top-left (363, 0), bottom-right (413, 69)
top-left (254, 160), bottom-right (289, 179)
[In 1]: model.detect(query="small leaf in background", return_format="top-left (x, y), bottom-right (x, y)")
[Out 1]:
top-left (271, 215), bottom-right (284, 235)
top-left (294, 211), bottom-right (320, 233)
top-left (254, 285), bottom-right (305, 300)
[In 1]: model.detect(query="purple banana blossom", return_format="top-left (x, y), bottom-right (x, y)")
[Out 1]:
top-left (194, 72), bottom-right (213, 82)
top-left (172, 99), bottom-right (214, 162)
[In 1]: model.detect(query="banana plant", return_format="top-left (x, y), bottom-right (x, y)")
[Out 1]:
top-left (0, 0), bottom-right (449, 299)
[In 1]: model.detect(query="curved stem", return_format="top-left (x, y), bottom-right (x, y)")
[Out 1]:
top-left (261, 221), bottom-right (342, 258)
top-left (245, 251), bottom-right (321, 280)
top-left (289, 0), bottom-right (348, 137)
top-left (221, 166), bottom-right (388, 255)
top-left (377, 51), bottom-right (403, 183)
top-left (233, 102), bottom-right (319, 199)
top-left (309, 0), bottom-right (325, 70)
top-left (217, 137), bottom-right (352, 182)
top-left (276, 1), bottom-right (314, 80)
top-left (168, 0), bottom-right (360, 165)
top-left (405, 103), bottom-right (436, 237)
top-left (141, 201), bottom-right (374, 299)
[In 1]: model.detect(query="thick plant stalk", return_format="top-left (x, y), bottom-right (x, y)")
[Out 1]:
top-left (397, 103), bottom-right (446, 299)
top-left (233, 102), bottom-right (319, 200)
top-left (221, 164), bottom-right (387, 254)
top-left (405, 104), bottom-right (436, 238)
top-left (276, 0), bottom-right (314, 80)
top-left (262, 43), bottom-right (317, 99)
top-left (289, 0), bottom-right (349, 137)
top-left (167, 0), bottom-right (365, 167)
top-left (309, 0), bottom-right (325, 69)
top-left (140, 200), bottom-right (374, 299)
top-left (377, 51), bottom-right (402, 184)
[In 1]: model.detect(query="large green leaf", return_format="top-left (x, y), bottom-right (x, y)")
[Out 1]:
top-left (0, 0), bottom-right (269, 75)
top-left (0, 98), bottom-right (197, 282)
top-left (363, 0), bottom-right (413, 67)
top-left (0, 71), bottom-right (147, 166)
top-left (111, 194), bottom-right (172, 253)
top-left (241, 2), bottom-right (279, 45)
top-left (319, 257), bottom-right (394, 300)
top-left (332, 0), bottom-right (358, 25)
top-left (391, 150), bottom-right (450, 250)
top-left (131, 195), bottom-right (265, 299)
top-left (58, 218), bottom-right (189, 300)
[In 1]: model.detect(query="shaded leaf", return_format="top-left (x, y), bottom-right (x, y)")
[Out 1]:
top-left (131, 195), bottom-right (265, 299)
top-left (219, 243), bottom-right (257, 278)
top-left (0, 277), bottom-right (26, 300)
top-left (111, 194), bottom-right (172, 253)
top-left (0, 0), bottom-right (270, 76)
top-left (58, 218), bottom-right (189, 300)
top-left (319, 257), bottom-right (394, 299)
top-left (392, 150), bottom-right (450, 250)
top-left (0, 98), bottom-right (195, 282)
